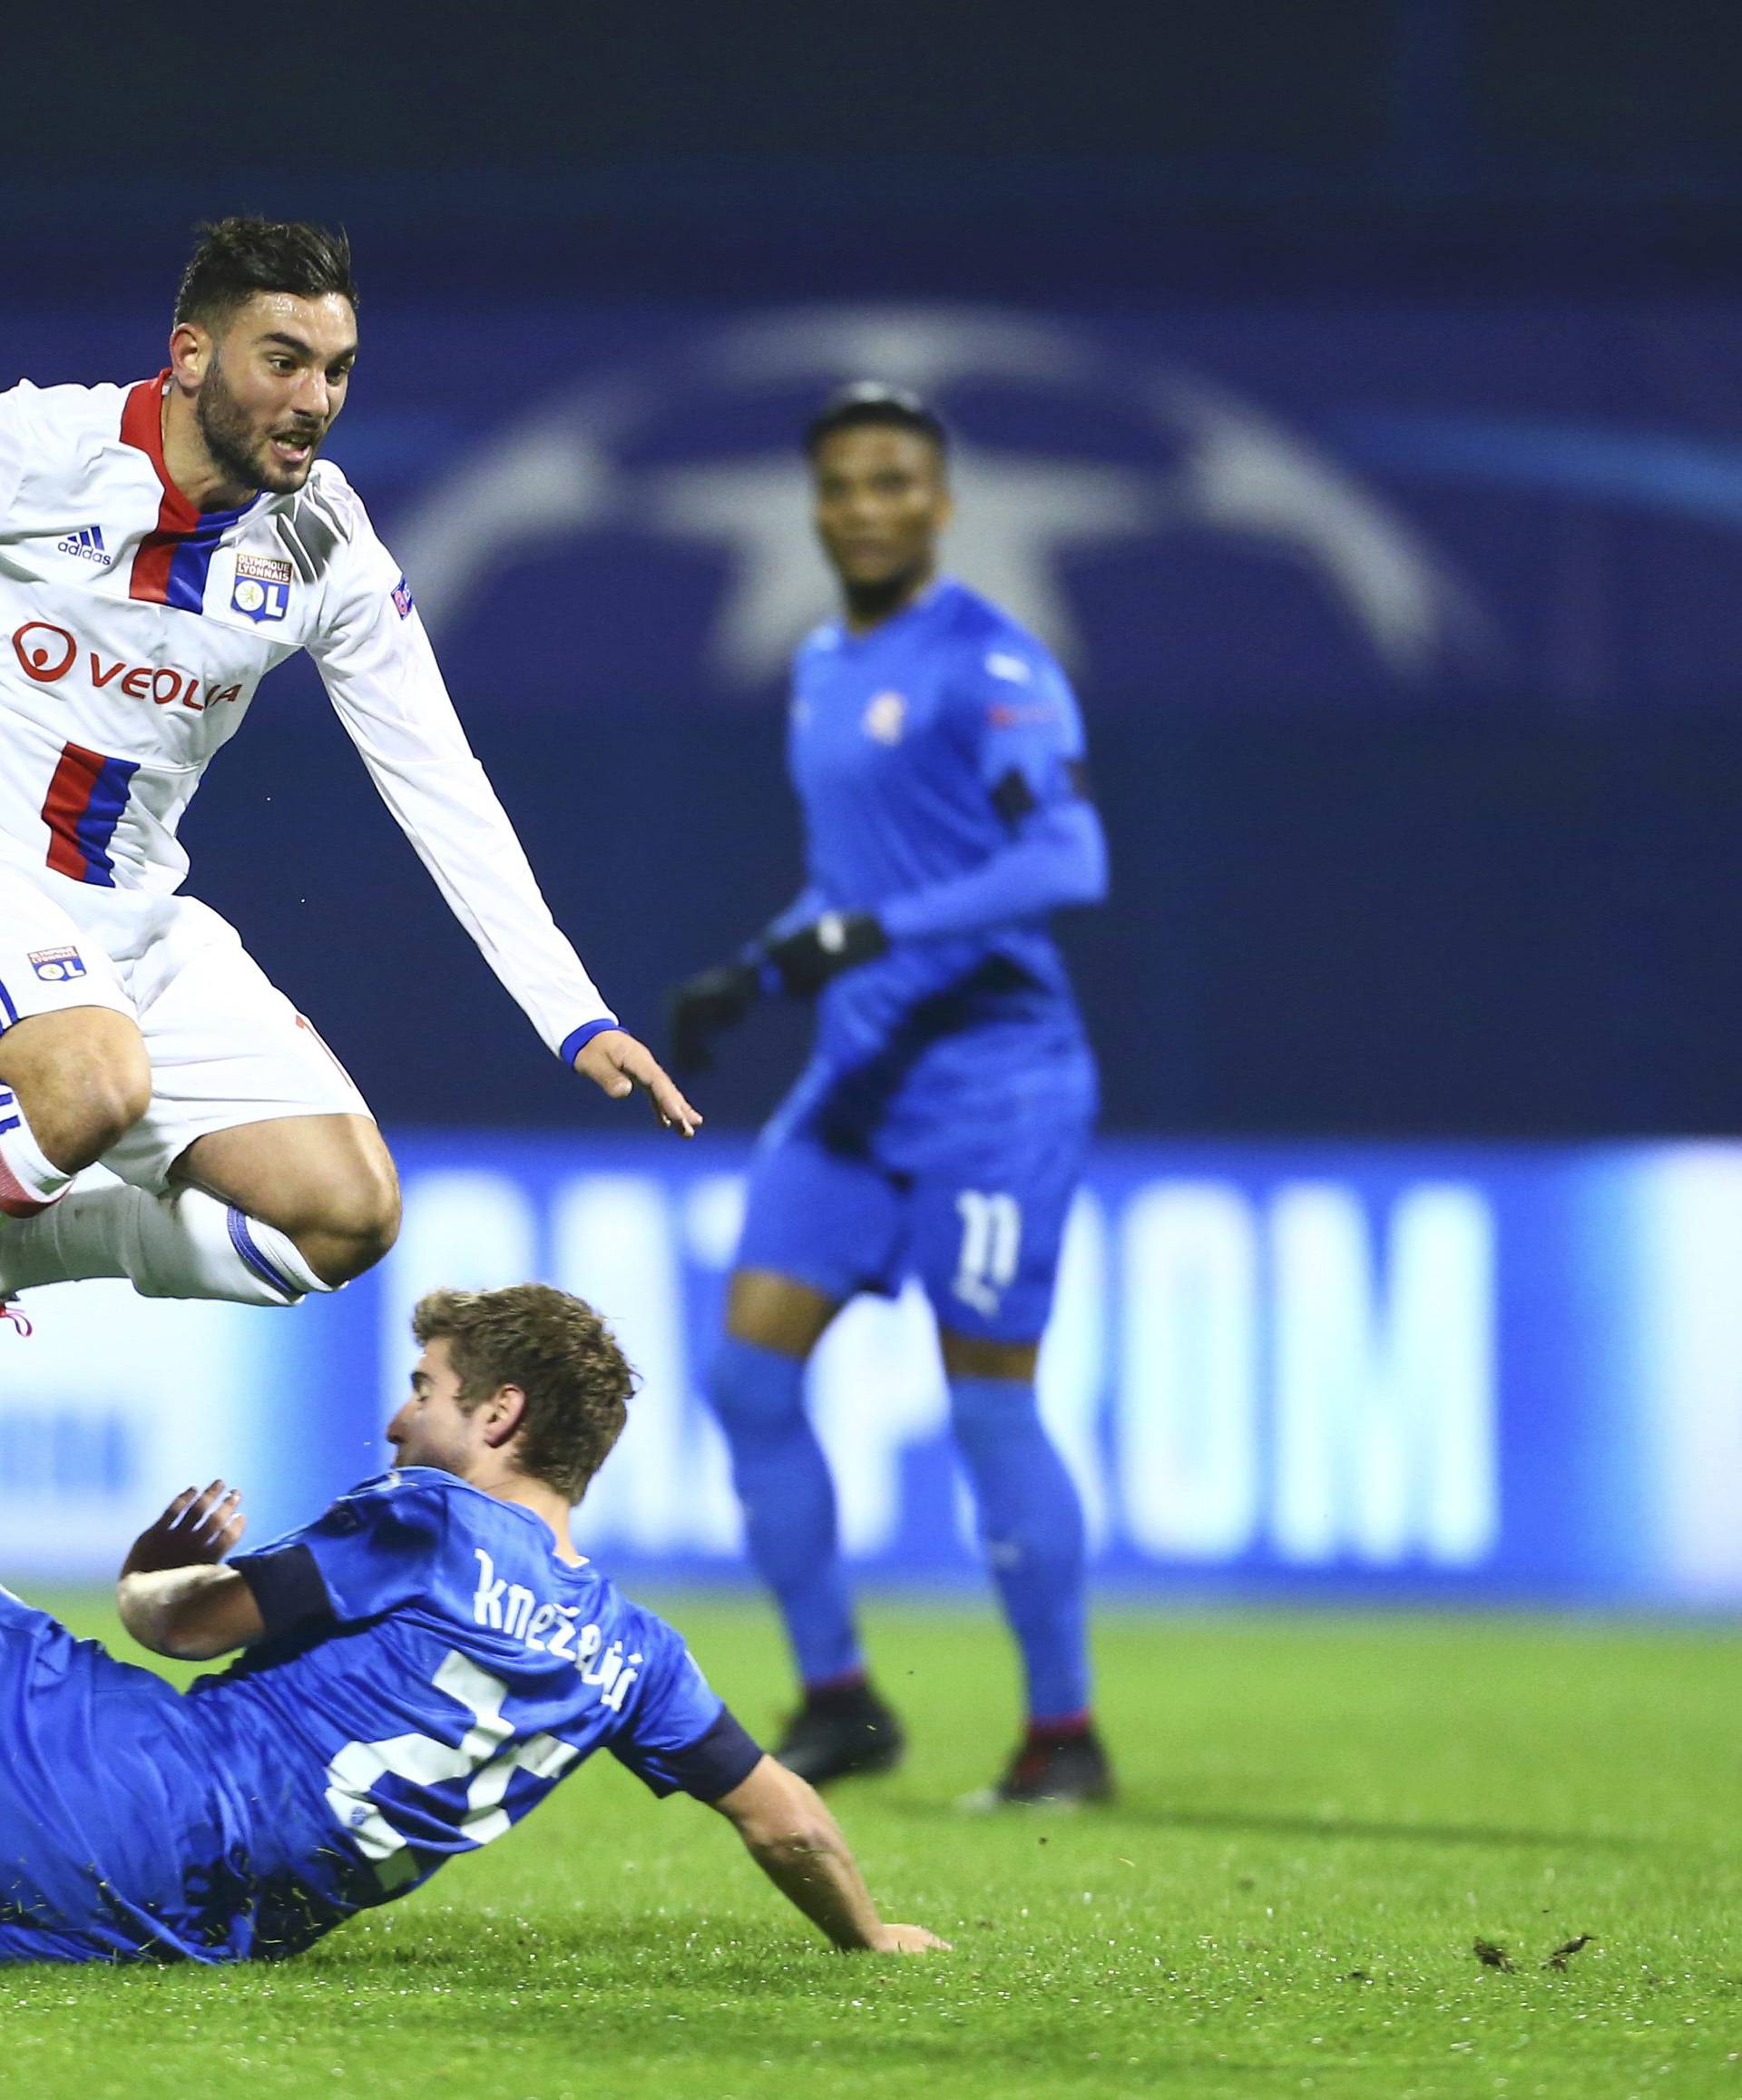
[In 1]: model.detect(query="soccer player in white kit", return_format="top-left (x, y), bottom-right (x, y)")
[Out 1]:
top-left (0, 219), bottom-right (699, 1328)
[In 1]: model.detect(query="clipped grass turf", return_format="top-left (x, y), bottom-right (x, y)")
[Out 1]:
top-left (1, 1593), bottom-right (1738, 2098)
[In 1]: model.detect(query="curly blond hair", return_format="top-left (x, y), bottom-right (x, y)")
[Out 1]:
top-left (411, 1284), bottom-right (635, 1501)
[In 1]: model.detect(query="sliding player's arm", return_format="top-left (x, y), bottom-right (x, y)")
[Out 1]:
top-left (710, 1754), bottom-right (950, 1954)
top-left (305, 486), bottom-right (698, 1134)
top-left (116, 1482), bottom-right (266, 1661)
top-left (117, 1472), bottom-right (450, 1662)
top-left (608, 1617), bottom-right (949, 1953)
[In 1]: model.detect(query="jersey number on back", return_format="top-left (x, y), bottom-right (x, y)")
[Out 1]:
top-left (325, 1650), bottom-right (580, 1890)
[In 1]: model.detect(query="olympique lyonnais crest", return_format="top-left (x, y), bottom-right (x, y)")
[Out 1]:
top-left (230, 554), bottom-right (294, 625)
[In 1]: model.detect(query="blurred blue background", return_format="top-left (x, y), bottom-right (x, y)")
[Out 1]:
top-left (5, 2), bottom-right (1742, 1594)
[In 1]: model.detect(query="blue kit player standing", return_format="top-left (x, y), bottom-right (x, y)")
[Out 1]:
top-left (0, 1284), bottom-right (947, 1963)
top-left (667, 387), bottom-right (1111, 1804)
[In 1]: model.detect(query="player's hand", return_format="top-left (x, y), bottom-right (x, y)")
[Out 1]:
top-left (766, 912), bottom-right (888, 997)
top-left (866, 1923), bottom-right (953, 1954)
top-left (122, 1480), bottom-right (248, 1575)
top-left (668, 959), bottom-right (761, 1073)
top-left (573, 1026), bottom-right (702, 1137)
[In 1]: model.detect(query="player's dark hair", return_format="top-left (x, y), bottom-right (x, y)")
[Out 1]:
top-left (173, 217), bottom-right (358, 330)
top-left (411, 1284), bottom-right (635, 1502)
top-left (803, 381), bottom-right (948, 461)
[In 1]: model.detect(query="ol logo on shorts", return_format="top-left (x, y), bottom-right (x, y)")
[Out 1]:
top-left (28, 947), bottom-right (86, 983)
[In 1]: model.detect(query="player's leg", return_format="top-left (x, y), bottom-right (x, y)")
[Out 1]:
top-left (0, 896), bottom-right (395, 1308)
top-left (0, 1008), bottom-right (152, 1210)
top-left (936, 1322), bottom-right (1109, 1804)
top-left (171, 1110), bottom-right (399, 1288)
top-left (705, 1125), bottom-right (907, 1777)
top-left (715, 1262), bottom-right (851, 1674)
top-left (0, 863), bottom-right (150, 1222)
top-left (916, 1110), bottom-right (1111, 1803)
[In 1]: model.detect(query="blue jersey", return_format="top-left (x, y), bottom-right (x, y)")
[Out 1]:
top-left (0, 1471), bottom-right (757, 1965)
top-left (780, 577), bottom-right (1101, 1158)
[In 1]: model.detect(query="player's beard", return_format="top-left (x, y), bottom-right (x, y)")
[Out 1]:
top-left (841, 558), bottom-right (933, 627)
top-left (194, 351), bottom-right (322, 497)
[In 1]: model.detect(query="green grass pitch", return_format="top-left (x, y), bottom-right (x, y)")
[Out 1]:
top-left (2, 1593), bottom-right (1738, 2099)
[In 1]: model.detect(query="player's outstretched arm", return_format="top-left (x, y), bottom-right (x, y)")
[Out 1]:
top-left (116, 1481), bottom-right (267, 1662)
top-left (710, 1754), bottom-right (950, 1954)
top-left (573, 1027), bottom-right (702, 1137)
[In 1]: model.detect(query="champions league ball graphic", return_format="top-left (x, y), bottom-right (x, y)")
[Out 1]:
top-left (395, 305), bottom-right (1491, 704)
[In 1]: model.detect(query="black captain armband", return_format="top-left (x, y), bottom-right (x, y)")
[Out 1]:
top-left (616, 1705), bottom-right (765, 1801)
top-left (990, 767), bottom-right (1038, 826)
top-left (233, 1544), bottom-right (334, 1641)
top-left (989, 761), bottom-right (1095, 830)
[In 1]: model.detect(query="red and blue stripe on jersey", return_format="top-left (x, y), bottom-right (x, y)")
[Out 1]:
top-left (41, 743), bottom-right (141, 887)
top-left (43, 378), bottom-right (252, 886)
top-left (120, 373), bottom-right (253, 612)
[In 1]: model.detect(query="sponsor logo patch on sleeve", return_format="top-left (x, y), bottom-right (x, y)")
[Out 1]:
top-left (391, 574), bottom-right (416, 619)
top-left (987, 700), bottom-right (1062, 728)
top-left (28, 947), bottom-right (86, 983)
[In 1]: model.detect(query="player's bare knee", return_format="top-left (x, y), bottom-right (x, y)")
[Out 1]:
top-left (79, 1062), bottom-right (152, 1159)
top-left (312, 1164), bottom-right (401, 1282)
top-left (938, 1330), bottom-right (1039, 1382)
top-left (726, 1269), bottom-right (838, 1358)
top-left (0, 1013), bottom-right (151, 1170)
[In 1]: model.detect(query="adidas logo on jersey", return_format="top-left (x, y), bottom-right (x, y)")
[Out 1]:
top-left (55, 526), bottom-right (111, 565)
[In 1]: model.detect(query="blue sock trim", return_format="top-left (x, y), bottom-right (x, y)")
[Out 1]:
top-left (226, 1207), bottom-right (302, 1302)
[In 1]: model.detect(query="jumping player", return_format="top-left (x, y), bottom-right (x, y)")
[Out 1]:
top-left (667, 387), bottom-right (1111, 1805)
top-left (0, 1284), bottom-right (946, 1963)
top-left (0, 219), bottom-right (697, 1325)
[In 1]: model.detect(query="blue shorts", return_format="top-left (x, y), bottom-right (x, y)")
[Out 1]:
top-left (0, 1588), bottom-right (223, 1964)
top-left (736, 1068), bottom-right (1093, 1345)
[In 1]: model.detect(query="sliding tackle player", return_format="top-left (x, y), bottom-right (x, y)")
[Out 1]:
top-left (0, 1285), bottom-right (944, 1963)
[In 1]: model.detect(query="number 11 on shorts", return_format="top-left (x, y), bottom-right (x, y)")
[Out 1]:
top-left (952, 1190), bottom-right (1023, 1317)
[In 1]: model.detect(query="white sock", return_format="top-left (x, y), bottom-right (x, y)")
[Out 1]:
top-left (0, 1093), bottom-right (75, 1219)
top-left (0, 1183), bottom-right (331, 1306)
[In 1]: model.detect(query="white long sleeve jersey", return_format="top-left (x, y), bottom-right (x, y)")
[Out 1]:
top-left (0, 373), bottom-right (613, 1061)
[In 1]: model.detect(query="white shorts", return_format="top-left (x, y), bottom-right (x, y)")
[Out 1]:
top-left (0, 859), bottom-right (371, 1192)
